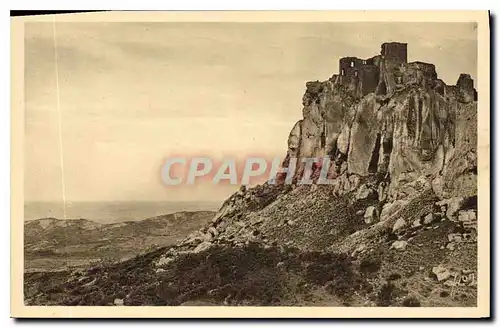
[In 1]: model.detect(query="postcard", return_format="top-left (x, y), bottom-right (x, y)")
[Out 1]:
top-left (11, 10), bottom-right (490, 318)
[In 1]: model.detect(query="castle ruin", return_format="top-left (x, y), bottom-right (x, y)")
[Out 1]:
top-left (332, 42), bottom-right (476, 101)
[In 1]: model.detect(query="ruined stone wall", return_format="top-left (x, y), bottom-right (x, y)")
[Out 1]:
top-left (366, 55), bottom-right (382, 66)
top-left (339, 57), bottom-right (364, 77)
top-left (456, 74), bottom-right (477, 102)
top-left (381, 42), bottom-right (408, 64)
top-left (457, 73), bottom-right (474, 90)
top-left (338, 56), bottom-right (380, 96)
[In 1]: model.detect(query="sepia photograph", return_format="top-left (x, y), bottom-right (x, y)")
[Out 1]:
top-left (10, 11), bottom-right (490, 318)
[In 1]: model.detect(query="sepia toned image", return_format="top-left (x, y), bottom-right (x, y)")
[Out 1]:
top-left (11, 11), bottom-right (490, 318)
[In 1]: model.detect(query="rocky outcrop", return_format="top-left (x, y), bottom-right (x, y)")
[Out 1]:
top-left (284, 42), bottom-right (477, 203)
top-left (193, 43), bottom-right (478, 256)
top-left (170, 43), bottom-right (478, 267)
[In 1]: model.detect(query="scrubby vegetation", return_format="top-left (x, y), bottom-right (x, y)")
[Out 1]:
top-left (25, 242), bottom-right (379, 306)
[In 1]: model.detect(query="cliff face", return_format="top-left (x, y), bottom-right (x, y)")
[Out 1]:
top-left (286, 42), bottom-right (477, 201)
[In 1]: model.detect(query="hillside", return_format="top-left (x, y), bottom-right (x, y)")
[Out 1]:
top-left (24, 211), bottom-right (215, 272)
top-left (24, 42), bottom-right (478, 307)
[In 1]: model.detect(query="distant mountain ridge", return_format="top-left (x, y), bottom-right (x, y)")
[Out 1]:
top-left (24, 201), bottom-right (221, 222)
top-left (24, 211), bottom-right (215, 272)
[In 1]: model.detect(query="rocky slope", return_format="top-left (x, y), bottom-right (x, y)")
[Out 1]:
top-left (25, 42), bottom-right (478, 307)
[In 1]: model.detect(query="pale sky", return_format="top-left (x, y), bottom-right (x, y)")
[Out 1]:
top-left (25, 22), bottom-right (477, 202)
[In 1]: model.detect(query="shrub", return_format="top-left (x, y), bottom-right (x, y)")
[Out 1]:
top-left (359, 257), bottom-right (381, 274)
top-left (387, 272), bottom-right (402, 281)
top-left (402, 295), bottom-right (421, 307)
top-left (376, 282), bottom-right (396, 306)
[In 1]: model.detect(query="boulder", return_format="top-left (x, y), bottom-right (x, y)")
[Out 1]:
top-left (356, 184), bottom-right (377, 200)
top-left (436, 197), bottom-right (465, 220)
top-left (432, 265), bottom-right (451, 281)
top-left (446, 197), bottom-right (466, 220)
top-left (423, 213), bottom-right (435, 225)
top-left (203, 232), bottom-right (214, 242)
top-left (356, 209), bottom-right (365, 216)
top-left (447, 233), bottom-right (462, 243)
top-left (114, 298), bottom-right (124, 306)
top-left (392, 218), bottom-right (407, 233)
top-left (391, 240), bottom-right (408, 251)
top-left (364, 206), bottom-right (378, 224)
top-left (193, 241), bottom-right (213, 254)
top-left (458, 210), bottom-right (476, 222)
top-left (155, 255), bottom-right (175, 267)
